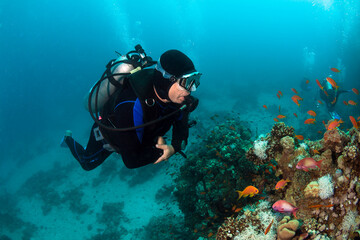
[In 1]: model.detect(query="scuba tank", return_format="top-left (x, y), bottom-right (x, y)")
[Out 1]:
top-left (86, 55), bottom-right (134, 112)
top-left (86, 44), bottom-right (154, 113)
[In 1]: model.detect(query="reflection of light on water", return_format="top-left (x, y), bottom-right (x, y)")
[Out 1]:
top-left (312, 0), bottom-right (334, 10)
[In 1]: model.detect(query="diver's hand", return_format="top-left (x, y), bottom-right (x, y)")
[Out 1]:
top-left (154, 136), bottom-right (175, 164)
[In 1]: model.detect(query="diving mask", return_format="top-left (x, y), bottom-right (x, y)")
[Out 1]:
top-left (177, 72), bottom-right (201, 92)
top-left (155, 60), bottom-right (201, 92)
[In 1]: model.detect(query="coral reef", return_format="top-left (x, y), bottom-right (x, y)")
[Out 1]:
top-left (215, 122), bottom-right (360, 239)
top-left (217, 201), bottom-right (278, 240)
top-left (174, 114), bottom-right (256, 238)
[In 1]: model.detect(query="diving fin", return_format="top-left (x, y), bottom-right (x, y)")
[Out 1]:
top-left (60, 130), bottom-right (72, 148)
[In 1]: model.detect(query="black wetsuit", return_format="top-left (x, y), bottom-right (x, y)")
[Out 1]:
top-left (65, 69), bottom-right (193, 170)
top-left (319, 80), bottom-right (349, 112)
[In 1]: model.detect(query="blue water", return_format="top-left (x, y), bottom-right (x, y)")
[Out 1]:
top-left (0, 0), bottom-right (359, 239)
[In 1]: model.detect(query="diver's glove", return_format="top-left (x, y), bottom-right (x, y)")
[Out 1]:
top-left (183, 95), bottom-right (199, 112)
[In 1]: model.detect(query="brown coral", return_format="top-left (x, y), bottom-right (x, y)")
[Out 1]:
top-left (304, 181), bottom-right (320, 198)
top-left (277, 216), bottom-right (300, 240)
top-left (323, 128), bottom-right (350, 154)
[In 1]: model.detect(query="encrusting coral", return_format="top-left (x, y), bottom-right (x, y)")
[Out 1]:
top-left (277, 216), bottom-right (299, 240)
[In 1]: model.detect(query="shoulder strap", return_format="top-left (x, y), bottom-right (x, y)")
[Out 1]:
top-left (127, 68), bottom-right (156, 102)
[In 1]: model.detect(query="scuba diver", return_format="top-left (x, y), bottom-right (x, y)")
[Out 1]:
top-left (319, 77), bottom-right (350, 120)
top-left (61, 45), bottom-right (201, 170)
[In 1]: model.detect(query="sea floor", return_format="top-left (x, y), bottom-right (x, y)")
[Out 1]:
top-left (1, 141), bottom-right (184, 240)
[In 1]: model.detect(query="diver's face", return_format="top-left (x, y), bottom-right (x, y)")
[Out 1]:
top-left (168, 82), bottom-right (190, 104)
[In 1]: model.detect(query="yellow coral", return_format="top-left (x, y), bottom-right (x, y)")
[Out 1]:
top-left (304, 181), bottom-right (319, 198)
top-left (277, 216), bottom-right (300, 240)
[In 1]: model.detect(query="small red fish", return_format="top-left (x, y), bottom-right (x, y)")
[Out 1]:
top-left (306, 79), bottom-right (309, 84)
top-left (331, 97), bottom-right (337, 105)
top-left (348, 100), bottom-right (357, 106)
top-left (307, 110), bottom-right (316, 117)
top-left (278, 90), bottom-right (283, 96)
top-left (327, 120), bottom-right (340, 130)
top-left (330, 67), bottom-right (340, 73)
top-left (304, 118), bottom-right (316, 124)
top-left (316, 79), bottom-right (324, 90)
top-left (236, 186), bottom-right (259, 199)
top-left (291, 88), bottom-right (298, 94)
top-left (272, 200), bottom-right (298, 218)
top-left (349, 116), bottom-right (358, 129)
top-left (343, 100), bottom-right (348, 105)
top-left (296, 157), bottom-right (323, 172)
top-left (263, 105), bottom-right (268, 109)
top-left (277, 93), bottom-right (281, 99)
top-left (275, 179), bottom-right (291, 190)
top-left (264, 219), bottom-right (274, 235)
top-left (308, 204), bottom-right (334, 208)
top-left (326, 77), bottom-right (339, 89)
top-left (295, 135), bottom-right (304, 140)
top-left (274, 118), bottom-right (279, 122)
top-left (291, 95), bottom-right (302, 107)
top-left (293, 113), bottom-right (298, 118)
top-left (277, 115), bottom-right (286, 119)
top-left (352, 88), bottom-right (359, 95)
top-left (317, 100), bottom-right (323, 105)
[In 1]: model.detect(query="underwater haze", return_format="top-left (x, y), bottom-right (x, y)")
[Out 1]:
top-left (0, 0), bottom-right (360, 239)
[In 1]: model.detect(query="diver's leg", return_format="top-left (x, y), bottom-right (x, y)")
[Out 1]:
top-left (64, 125), bottom-right (112, 171)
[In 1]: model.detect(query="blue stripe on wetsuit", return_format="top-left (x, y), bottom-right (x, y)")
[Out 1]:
top-left (133, 98), bottom-right (144, 143)
top-left (114, 99), bottom-right (144, 143)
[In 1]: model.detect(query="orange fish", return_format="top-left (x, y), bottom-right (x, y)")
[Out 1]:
top-left (295, 135), bottom-right (304, 140)
top-left (263, 105), bottom-right (268, 109)
top-left (278, 90), bottom-right (283, 96)
top-left (331, 97), bottom-right (337, 105)
top-left (264, 219), bottom-right (274, 235)
top-left (277, 93), bottom-right (281, 99)
top-left (274, 118), bottom-right (279, 122)
top-left (313, 149), bottom-right (320, 154)
top-left (291, 88), bottom-right (298, 94)
top-left (306, 79), bottom-right (309, 84)
top-left (292, 98), bottom-right (300, 107)
top-left (234, 207), bottom-right (243, 213)
top-left (291, 95), bottom-right (302, 107)
top-left (208, 232), bottom-right (214, 237)
top-left (293, 113), bottom-right (298, 118)
top-left (317, 100), bottom-right (323, 105)
top-left (304, 118), bottom-right (316, 124)
top-left (275, 179), bottom-right (291, 190)
top-left (308, 204), bottom-right (334, 208)
top-left (316, 79), bottom-right (324, 90)
top-left (236, 186), bottom-right (259, 199)
top-left (348, 100), bottom-right (357, 106)
top-left (326, 77), bottom-right (339, 89)
top-left (330, 67), bottom-right (340, 73)
top-left (323, 90), bottom-right (329, 97)
top-left (343, 100), bottom-right (348, 105)
top-left (352, 88), bottom-right (359, 95)
top-left (307, 110), bottom-right (316, 117)
top-left (327, 120), bottom-right (340, 130)
top-left (277, 115), bottom-right (286, 119)
top-left (292, 95), bottom-right (303, 101)
top-left (349, 116), bottom-right (358, 129)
